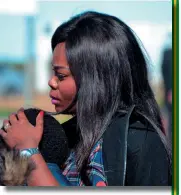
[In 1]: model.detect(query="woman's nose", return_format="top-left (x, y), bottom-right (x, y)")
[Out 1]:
top-left (48, 76), bottom-right (58, 89)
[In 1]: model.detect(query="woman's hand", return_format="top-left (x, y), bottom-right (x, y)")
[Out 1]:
top-left (0, 108), bottom-right (44, 149)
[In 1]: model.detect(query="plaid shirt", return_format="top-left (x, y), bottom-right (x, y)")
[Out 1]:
top-left (62, 139), bottom-right (107, 186)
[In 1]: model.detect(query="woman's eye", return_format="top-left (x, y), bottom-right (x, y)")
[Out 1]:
top-left (54, 72), bottom-right (66, 81)
top-left (56, 74), bottom-right (66, 81)
top-left (52, 68), bottom-right (66, 81)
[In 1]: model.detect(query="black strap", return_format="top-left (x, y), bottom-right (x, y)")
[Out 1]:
top-left (102, 105), bottom-right (135, 186)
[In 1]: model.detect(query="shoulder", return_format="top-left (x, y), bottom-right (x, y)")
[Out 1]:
top-left (103, 111), bottom-right (171, 186)
top-left (111, 111), bottom-right (168, 154)
top-left (128, 119), bottom-right (166, 154)
top-left (126, 120), bottom-right (171, 186)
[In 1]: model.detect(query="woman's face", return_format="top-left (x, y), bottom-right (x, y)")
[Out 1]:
top-left (48, 42), bottom-right (77, 113)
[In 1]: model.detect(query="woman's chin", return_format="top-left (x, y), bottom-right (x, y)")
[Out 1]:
top-left (54, 105), bottom-right (64, 113)
top-left (54, 103), bottom-right (76, 114)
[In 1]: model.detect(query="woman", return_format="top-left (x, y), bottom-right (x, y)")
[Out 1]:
top-left (0, 11), bottom-right (171, 186)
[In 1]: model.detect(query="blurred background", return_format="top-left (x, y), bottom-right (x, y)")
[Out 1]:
top-left (0, 0), bottom-right (172, 139)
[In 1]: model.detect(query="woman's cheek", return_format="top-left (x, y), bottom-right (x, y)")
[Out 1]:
top-left (59, 79), bottom-right (77, 101)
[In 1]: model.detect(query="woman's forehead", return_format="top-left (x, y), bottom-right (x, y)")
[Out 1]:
top-left (52, 42), bottom-right (69, 69)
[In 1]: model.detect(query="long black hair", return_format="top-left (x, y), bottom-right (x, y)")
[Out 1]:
top-left (50, 11), bottom-right (171, 173)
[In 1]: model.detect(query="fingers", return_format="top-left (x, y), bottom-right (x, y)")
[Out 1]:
top-left (0, 129), bottom-right (7, 139)
top-left (17, 108), bottom-right (28, 122)
top-left (3, 119), bottom-right (11, 132)
top-left (36, 111), bottom-right (44, 129)
top-left (3, 108), bottom-right (27, 130)
top-left (9, 113), bottom-right (18, 125)
top-left (3, 119), bottom-right (10, 127)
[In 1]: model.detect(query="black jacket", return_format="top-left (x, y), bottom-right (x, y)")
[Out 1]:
top-left (102, 106), bottom-right (171, 186)
top-left (63, 106), bottom-right (171, 186)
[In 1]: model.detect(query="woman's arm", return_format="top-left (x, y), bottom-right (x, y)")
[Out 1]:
top-left (27, 154), bottom-right (60, 186)
top-left (28, 153), bottom-right (73, 186)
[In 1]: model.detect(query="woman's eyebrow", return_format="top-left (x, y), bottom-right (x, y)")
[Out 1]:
top-left (51, 63), bottom-right (69, 70)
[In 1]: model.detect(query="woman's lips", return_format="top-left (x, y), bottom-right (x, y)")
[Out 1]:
top-left (51, 98), bottom-right (60, 105)
top-left (50, 97), bottom-right (60, 105)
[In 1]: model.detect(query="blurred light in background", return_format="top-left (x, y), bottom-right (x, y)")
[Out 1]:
top-left (0, 0), bottom-right (37, 15)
